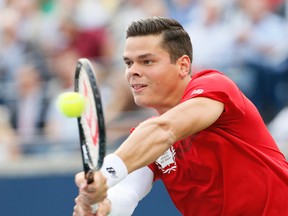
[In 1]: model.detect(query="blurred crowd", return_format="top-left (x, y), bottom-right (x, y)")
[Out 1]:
top-left (0, 0), bottom-right (287, 161)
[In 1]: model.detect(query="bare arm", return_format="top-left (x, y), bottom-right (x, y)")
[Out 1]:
top-left (115, 97), bottom-right (224, 173)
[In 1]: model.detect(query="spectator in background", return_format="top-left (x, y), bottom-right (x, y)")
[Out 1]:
top-left (0, 7), bottom-right (25, 102)
top-left (185, 0), bottom-right (236, 72)
top-left (0, 5), bottom-right (51, 104)
top-left (266, 0), bottom-right (284, 13)
top-left (52, 0), bottom-right (115, 69)
top-left (43, 48), bottom-right (80, 149)
top-left (233, 0), bottom-right (287, 66)
top-left (231, 0), bottom-right (288, 122)
top-left (106, 0), bottom-right (168, 67)
top-left (57, 14), bottom-right (112, 64)
top-left (166, 0), bottom-right (201, 26)
top-left (7, 0), bottom-right (60, 55)
top-left (0, 105), bottom-right (20, 161)
top-left (7, 63), bottom-right (50, 154)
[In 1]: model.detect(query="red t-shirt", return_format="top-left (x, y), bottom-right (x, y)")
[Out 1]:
top-left (148, 70), bottom-right (288, 215)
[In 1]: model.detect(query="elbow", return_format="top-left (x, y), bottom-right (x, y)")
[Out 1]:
top-left (166, 129), bottom-right (177, 148)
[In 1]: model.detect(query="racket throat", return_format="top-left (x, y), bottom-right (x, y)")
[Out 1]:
top-left (82, 144), bottom-right (94, 169)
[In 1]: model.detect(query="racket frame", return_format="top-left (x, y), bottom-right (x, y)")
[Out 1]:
top-left (74, 58), bottom-right (106, 183)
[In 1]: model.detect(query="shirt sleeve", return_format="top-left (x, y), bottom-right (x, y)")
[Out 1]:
top-left (107, 166), bottom-right (154, 216)
top-left (182, 70), bottom-right (246, 120)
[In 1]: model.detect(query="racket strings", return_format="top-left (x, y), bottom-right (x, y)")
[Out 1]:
top-left (78, 68), bottom-right (100, 170)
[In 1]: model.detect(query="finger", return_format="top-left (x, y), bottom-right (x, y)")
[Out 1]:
top-left (81, 171), bottom-right (107, 193)
top-left (73, 204), bottom-right (82, 216)
top-left (80, 172), bottom-right (108, 204)
top-left (73, 205), bottom-right (79, 216)
top-left (75, 172), bottom-right (87, 189)
top-left (74, 198), bottom-right (95, 216)
top-left (76, 196), bottom-right (93, 211)
top-left (96, 199), bottom-right (111, 216)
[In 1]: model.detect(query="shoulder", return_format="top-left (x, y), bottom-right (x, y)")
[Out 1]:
top-left (183, 69), bottom-right (247, 116)
top-left (191, 69), bottom-right (229, 83)
top-left (185, 69), bottom-right (239, 99)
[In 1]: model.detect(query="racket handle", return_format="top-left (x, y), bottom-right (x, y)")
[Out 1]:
top-left (86, 170), bottom-right (98, 214)
top-left (86, 170), bottom-right (94, 184)
top-left (91, 203), bottom-right (98, 214)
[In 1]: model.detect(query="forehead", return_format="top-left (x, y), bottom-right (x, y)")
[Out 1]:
top-left (123, 35), bottom-right (168, 59)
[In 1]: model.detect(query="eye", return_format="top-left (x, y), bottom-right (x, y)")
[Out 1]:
top-left (143, 60), bottom-right (153, 65)
top-left (125, 60), bottom-right (133, 68)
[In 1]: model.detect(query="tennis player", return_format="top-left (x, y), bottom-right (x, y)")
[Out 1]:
top-left (73, 17), bottom-right (288, 216)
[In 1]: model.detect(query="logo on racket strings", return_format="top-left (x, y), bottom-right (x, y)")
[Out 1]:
top-left (83, 79), bottom-right (99, 146)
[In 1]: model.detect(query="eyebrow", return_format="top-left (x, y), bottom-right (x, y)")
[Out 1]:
top-left (123, 53), bottom-right (156, 61)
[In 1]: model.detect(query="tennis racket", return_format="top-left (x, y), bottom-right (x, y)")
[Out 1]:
top-left (74, 58), bottom-right (106, 212)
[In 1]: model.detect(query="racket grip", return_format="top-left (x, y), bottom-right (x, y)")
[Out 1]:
top-left (86, 170), bottom-right (94, 184)
top-left (86, 171), bottom-right (98, 214)
top-left (91, 203), bottom-right (98, 214)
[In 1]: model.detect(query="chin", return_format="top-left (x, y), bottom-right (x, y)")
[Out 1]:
top-left (134, 98), bottom-right (150, 108)
top-left (134, 100), bottom-right (145, 107)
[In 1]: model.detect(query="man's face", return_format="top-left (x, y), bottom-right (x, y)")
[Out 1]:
top-left (123, 35), bottom-right (187, 113)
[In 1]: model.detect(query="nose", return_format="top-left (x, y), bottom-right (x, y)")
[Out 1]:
top-left (126, 64), bottom-right (142, 77)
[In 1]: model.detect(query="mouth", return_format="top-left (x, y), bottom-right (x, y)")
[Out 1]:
top-left (131, 84), bottom-right (147, 91)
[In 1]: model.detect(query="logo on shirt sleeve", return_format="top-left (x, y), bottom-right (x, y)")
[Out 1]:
top-left (155, 147), bottom-right (177, 174)
top-left (191, 89), bottom-right (204, 95)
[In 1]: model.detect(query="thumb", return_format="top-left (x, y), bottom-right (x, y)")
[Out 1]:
top-left (75, 171), bottom-right (87, 189)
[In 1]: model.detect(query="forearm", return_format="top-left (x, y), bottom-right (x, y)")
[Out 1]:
top-left (114, 117), bottom-right (175, 173)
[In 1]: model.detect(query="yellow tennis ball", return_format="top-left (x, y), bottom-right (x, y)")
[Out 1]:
top-left (57, 92), bottom-right (85, 118)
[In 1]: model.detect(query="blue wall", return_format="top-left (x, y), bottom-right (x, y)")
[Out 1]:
top-left (0, 174), bottom-right (181, 216)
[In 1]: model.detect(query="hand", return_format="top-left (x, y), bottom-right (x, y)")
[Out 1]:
top-left (75, 171), bottom-right (108, 205)
top-left (73, 195), bottom-right (94, 216)
top-left (73, 196), bottom-right (111, 216)
top-left (96, 198), bottom-right (112, 216)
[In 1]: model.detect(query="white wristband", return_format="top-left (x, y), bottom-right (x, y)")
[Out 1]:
top-left (100, 154), bottom-right (128, 188)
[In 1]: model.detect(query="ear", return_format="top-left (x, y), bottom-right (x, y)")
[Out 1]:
top-left (177, 55), bottom-right (191, 78)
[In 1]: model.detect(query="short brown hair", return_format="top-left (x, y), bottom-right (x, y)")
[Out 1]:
top-left (126, 16), bottom-right (193, 64)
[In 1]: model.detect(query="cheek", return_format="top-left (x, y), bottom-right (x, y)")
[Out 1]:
top-left (155, 71), bottom-right (178, 87)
